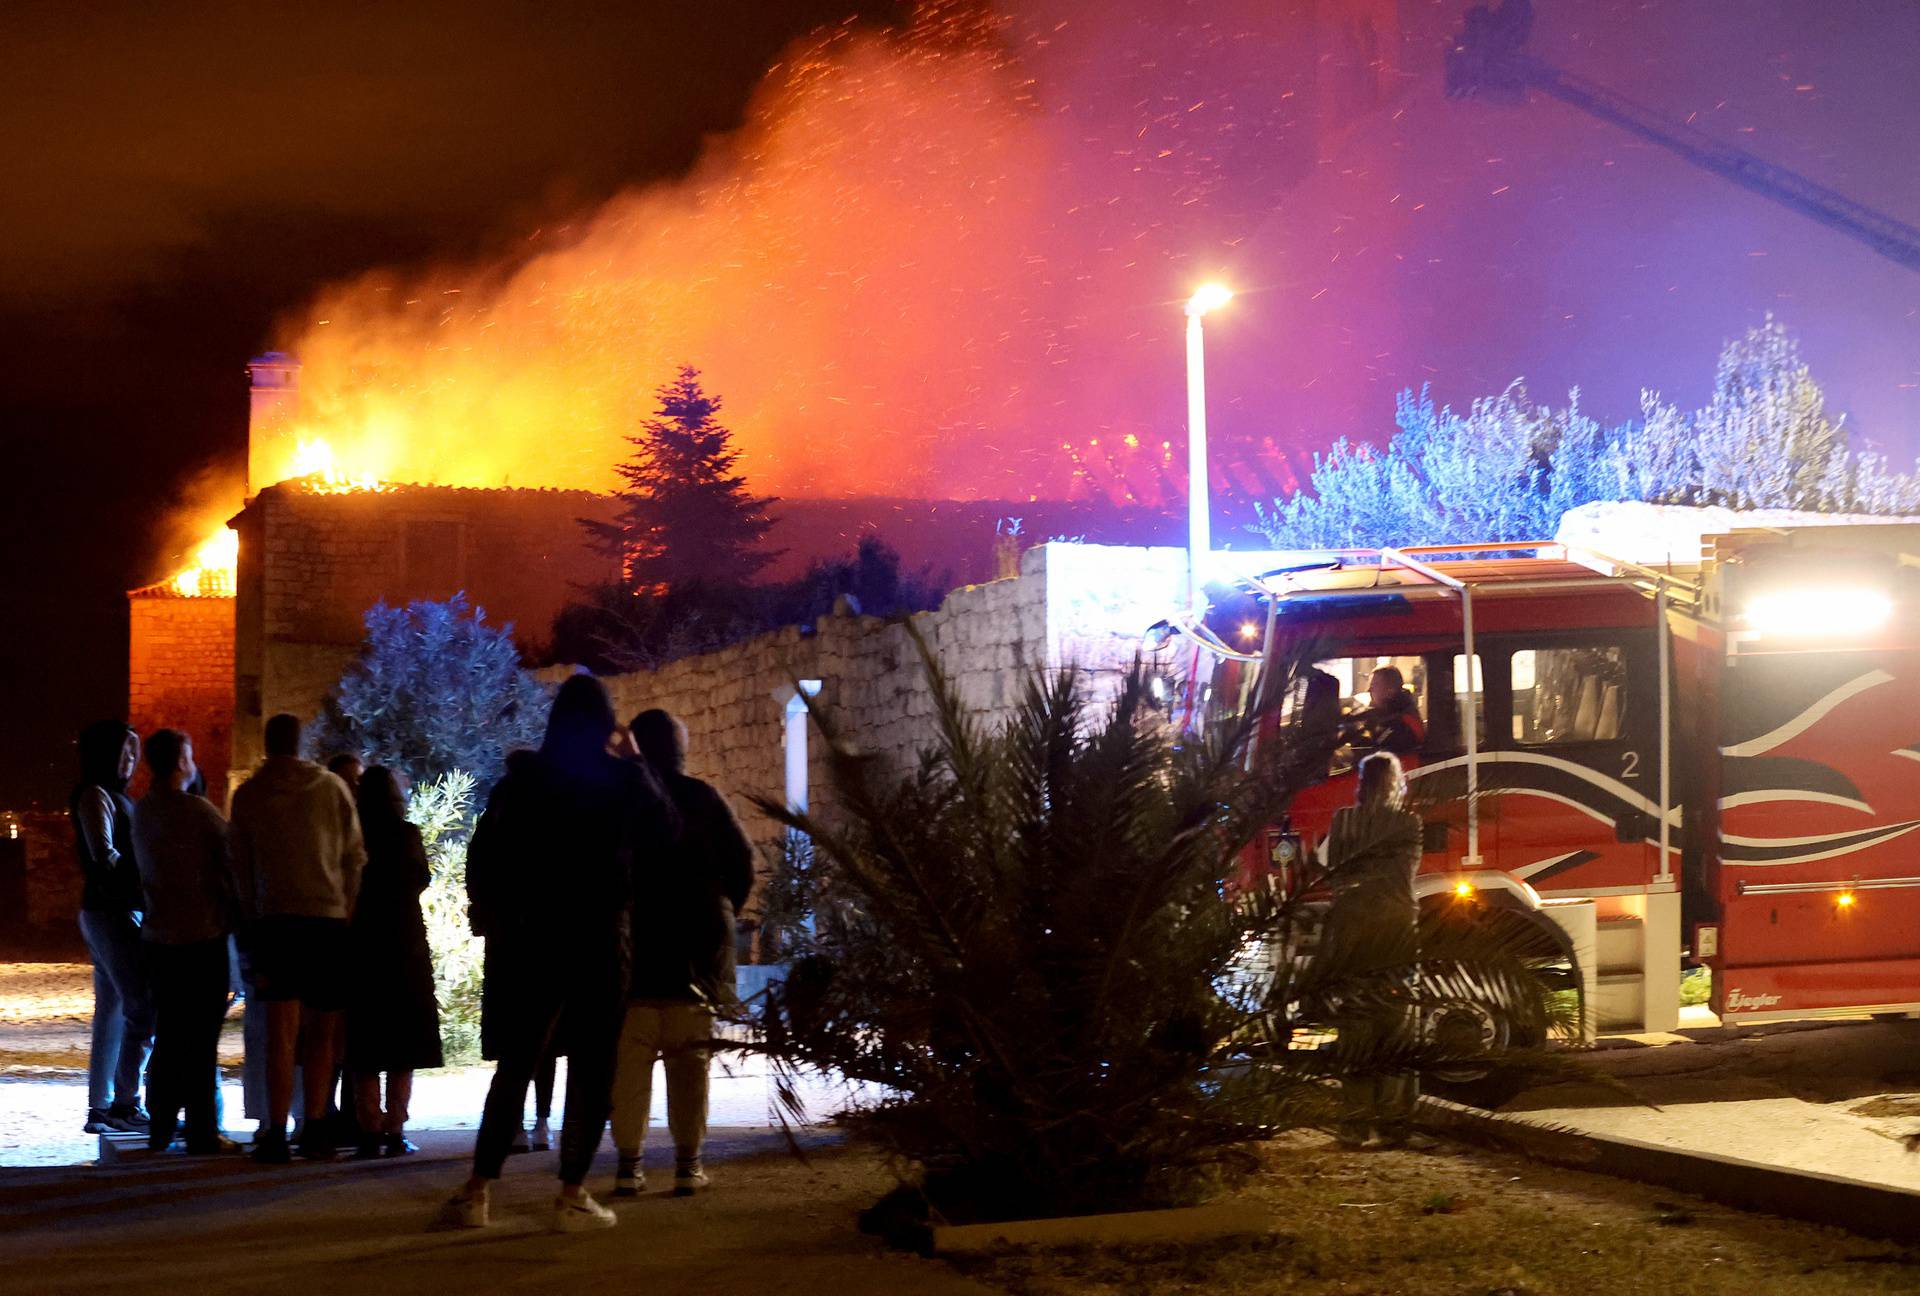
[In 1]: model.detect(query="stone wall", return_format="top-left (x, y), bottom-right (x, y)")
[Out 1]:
top-left (582, 542), bottom-right (1191, 933)
top-left (10, 811), bottom-right (79, 934)
top-left (127, 591), bottom-right (236, 805)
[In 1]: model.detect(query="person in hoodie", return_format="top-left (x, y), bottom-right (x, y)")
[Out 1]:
top-left (71, 719), bottom-right (155, 1134)
top-left (443, 675), bottom-right (674, 1234)
top-left (227, 713), bottom-right (367, 1164)
top-left (132, 728), bottom-right (239, 1154)
top-left (610, 709), bottom-right (753, 1199)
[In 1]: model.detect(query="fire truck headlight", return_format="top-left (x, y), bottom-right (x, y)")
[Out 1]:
top-left (1453, 880), bottom-right (1476, 900)
top-left (1836, 889), bottom-right (1857, 909)
top-left (1746, 589), bottom-right (1892, 638)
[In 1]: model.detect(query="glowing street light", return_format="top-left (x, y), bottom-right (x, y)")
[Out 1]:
top-left (1184, 282), bottom-right (1232, 609)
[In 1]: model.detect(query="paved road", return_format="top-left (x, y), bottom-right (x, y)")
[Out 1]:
top-left (0, 1127), bottom-right (995, 1296)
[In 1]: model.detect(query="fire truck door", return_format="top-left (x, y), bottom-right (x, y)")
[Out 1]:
top-left (1714, 647), bottom-right (1920, 1017)
top-left (1485, 635), bottom-right (1656, 895)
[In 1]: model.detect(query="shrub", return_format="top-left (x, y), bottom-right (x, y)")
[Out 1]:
top-left (309, 595), bottom-right (548, 792)
top-left (411, 770), bottom-right (485, 1064)
top-left (739, 634), bottom-right (1569, 1224)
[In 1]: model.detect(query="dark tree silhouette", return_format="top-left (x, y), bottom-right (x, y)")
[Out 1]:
top-left (581, 366), bottom-right (779, 592)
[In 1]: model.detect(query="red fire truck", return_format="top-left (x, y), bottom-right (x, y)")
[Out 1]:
top-left (1178, 520), bottom-right (1920, 1042)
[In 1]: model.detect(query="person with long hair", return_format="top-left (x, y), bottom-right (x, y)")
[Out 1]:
top-left (1322, 750), bottom-right (1424, 1148)
top-left (345, 766), bottom-right (442, 1158)
top-left (444, 675), bottom-right (674, 1232)
top-left (72, 719), bottom-right (154, 1134)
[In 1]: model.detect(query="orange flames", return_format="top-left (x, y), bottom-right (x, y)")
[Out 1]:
top-left (287, 437), bottom-right (387, 495)
top-left (252, 6), bottom-right (1068, 502)
top-left (162, 0), bottom-right (1365, 598)
top-left (167, 529), bottom-right (239, 599)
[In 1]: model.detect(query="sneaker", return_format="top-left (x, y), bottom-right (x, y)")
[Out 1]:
top-left (83, 1108), bottom-right (112, 1134)
top-left (553, 1192), bottom-right (617, 1232)
top-left (672, 1161), bottom-right (710, 1197)
top-left (438, 1190), bottom-right (490, 1230)
top-left (530, 1117), bottom-right (553, 1153)
top-left (105, 1103), bottom-right (151, 1132)
top-left (252, 1128), bottom-right (292, 1165)
top-left (613, 1156), bottom-right (645, 1197)
top-left (508, 1127), bottom-right (531, 1155)
top-left (382, 1134), bottom-right (418, 1157)
top-left (353, 1135), bottom-right (383, 1160)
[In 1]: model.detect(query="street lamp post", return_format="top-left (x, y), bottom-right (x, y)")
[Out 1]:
top-left (1184, 283), bottom-right (1232, 610)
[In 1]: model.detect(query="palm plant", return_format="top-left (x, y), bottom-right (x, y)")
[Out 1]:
top-left (741, 631), bottom-right (1578, 1225)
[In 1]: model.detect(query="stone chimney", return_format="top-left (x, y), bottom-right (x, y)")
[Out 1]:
top-left (246, 352), bottom-right (301, 496)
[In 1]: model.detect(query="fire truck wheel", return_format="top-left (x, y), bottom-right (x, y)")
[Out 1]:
top-left (1417, 903), bottom-right (1578, 1110)
top-left (1420, 1024), bottom-right (1542, 1110)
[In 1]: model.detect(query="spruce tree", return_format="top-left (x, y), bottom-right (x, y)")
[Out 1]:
top-left (583, 366), bottom-right (779, 592)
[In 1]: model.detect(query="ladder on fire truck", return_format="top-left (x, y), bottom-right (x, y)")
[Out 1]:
top-left (1445, 0), bottom-right (1920, 276)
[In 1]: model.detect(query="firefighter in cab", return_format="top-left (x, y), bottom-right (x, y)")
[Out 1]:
top-left (1342, 666), bottom-right (1426, 756)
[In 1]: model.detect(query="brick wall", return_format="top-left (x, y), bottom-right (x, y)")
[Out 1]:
top-left (127, 591), bottom-right (236, 805)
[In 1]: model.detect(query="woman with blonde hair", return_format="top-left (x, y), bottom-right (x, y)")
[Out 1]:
top-left (1321, 751), bottom-right (1423, 1148)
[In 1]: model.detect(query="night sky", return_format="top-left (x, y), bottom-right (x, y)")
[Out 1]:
top-left (4, 0), bottom-right (1918, 806)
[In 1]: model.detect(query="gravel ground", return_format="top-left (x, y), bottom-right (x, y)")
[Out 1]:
top-left (6, 1128), bottom-right (1915, 1296)
top-left (963, 1132), bottom-right (1920, 1296)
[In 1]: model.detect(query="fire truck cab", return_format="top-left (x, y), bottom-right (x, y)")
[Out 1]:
top-left (1183, 517), bottom-right (1920, 1036)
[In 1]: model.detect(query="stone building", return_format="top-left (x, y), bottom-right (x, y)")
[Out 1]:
top-left (129, 354), bottom-right (1181, 804)
top-left (229, 481), bottom-right (620, 778)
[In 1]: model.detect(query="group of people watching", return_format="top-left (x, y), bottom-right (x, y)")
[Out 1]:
top-left (73, 673), bottom-right (752, 1233)
top-left (74, 713), bottom-right (441, 1159)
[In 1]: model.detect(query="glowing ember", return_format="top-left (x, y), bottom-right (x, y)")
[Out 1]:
top-left (168, 529), bottom-right (239, 598)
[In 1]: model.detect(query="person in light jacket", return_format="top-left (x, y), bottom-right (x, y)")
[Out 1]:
top-left (227, 713), bottom-right (366, 1164)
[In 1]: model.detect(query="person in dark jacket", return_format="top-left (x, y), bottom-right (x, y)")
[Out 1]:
top-left (133, 728), bottom-right (239, 1154)
top-left (443, 676), bottom-right (674, 1233)
top-left (72, 719), bottom-right (154, 1134)
top-left (479, 890), bottom-right (562, 1156)
top-left (611, 708), bottom-right (754, 1198)
top-left (1342, 666), bottom-right (1426, 756)
top-left (346, 766), bottom-right (442, 1159)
